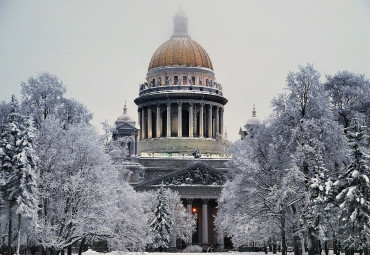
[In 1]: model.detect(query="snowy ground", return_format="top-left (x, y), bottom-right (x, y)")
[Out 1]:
top-left (81, 250), bottom-right (310, 255)
top-left (82, 250), bottom-right (359, 255)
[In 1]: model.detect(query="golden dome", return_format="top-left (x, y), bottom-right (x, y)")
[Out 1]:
top-left (148, 37), bottom-right (213, 71)
top-left (148, 8), bottom-right (213, 71)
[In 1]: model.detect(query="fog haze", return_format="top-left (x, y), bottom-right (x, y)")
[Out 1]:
top-left (1, 0), bottom-right (369, 141)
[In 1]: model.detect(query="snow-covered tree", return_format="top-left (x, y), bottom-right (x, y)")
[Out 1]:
top-left (324, 71), bottom-right (370, 129)
top-left (149, 184), bottom-right (173, 251)
top-left (21, 73), bottom-right (66, 127)
top-left (272, 64), bottom-right (348, 255)
top-left (217, 64), bottom-right (348, 255)
top-left (163, 188), bottom-right (196, 244)
top-left (0, 95), bottom-right (38, 255)
top-left (57, 98), bottom-right (92, 128)
top-left (101, 121), bottom-right (132, 180)
top-left (142, 188), bottom-right (196, 248)
top-left (331, 119), bottom-right (369, 253)
top-left (21, 72), bottom-right (92, 128)
top-left (30, 116), bottom-right (149, 252)
top-left (216, 123), bottom-right (294, 254)
top-left (33, 118), bottom-right (114, 251)
top-left (0, 100), bottom-right (11, 132)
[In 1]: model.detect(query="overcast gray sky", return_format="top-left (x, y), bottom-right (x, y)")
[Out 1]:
top-left (1, 0), bottom-right (369, 141)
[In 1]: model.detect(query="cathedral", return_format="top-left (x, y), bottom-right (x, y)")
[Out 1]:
top-left (113, 9), bottom-right (257, 249)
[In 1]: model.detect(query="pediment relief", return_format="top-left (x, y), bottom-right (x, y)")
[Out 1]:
top-left (136, 163), bottom-right (227, 190)
top-left (116, 122), bottom-right (136, 130)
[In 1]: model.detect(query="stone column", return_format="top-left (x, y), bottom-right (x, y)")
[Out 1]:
top-left (167, 102), bottom-right (171, 137)
top-left (138, 109), bottom-right (142, 140)
top-left (178, 102), bottom-right (182, 137)
top-left (220, 108), bottom-right (224, 137)
top-left (194, 104), bottom-right (198, 137)
top-left (199, 103), bottom-right (204, 138)
top-left (189, 103), bottom-right (194, 137)
top-left (131, 136), bottom-right (136, 156)
top-left (208, 104), bottom-right (213, 138)
top-left (134, 135), bottom-right (137, 155)
top-left (187, 199), bottom-right (193, 245)
top-left (170, 234), bottom-right (177, 249)
top-left (215, 106), bottom-right (219, 138)
top-left (202, 199), bottom-right (209, 244)
top-left (141, 107), bottom-right (146, 139)
top-left (147, 107), bottom-right (152, 139)
top-left (156, 104), bottom-right (161, 138)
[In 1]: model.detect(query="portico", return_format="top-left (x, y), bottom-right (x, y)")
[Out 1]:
top-left (135, 163), bottom-right (227, 248)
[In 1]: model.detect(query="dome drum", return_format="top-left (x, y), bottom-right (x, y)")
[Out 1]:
top-left (136, 100), bottom-right (225, 151)
top-left (145, 67), bottom-right (219, 90)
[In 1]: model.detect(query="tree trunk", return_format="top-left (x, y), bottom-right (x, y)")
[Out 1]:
top-left (273, 237), bottom-right (277, 254)
top-left (78, 238), bottom-right (86, 255)
top-left (293, 226), bottom-right (300, 255)
top-left (67, 246), bottom-right (71, 255)
top-left (269, 241), bottom-right (272, 254)
top-left (301, 238), bottom-right (307, 255)
top-left (264, 242), bottom-right (267, 254)
top-left (307, 226), bottom-right (318, 255)
top-left (16, 214), bottom-right (21, 255)
top-left (30, 246), bottom-right (36, 255)
top-left (61, 250), bottom-right (64, 255)
top-left (364, 244), bottom-right (368, 255)
top-left (324, 241), bottom-right (329, 255)
top-left (8, 204), bottom-right (13, 255)
top-left (338, 240), bottom-right (341, 255)
top-left (281, 216), bottom-right (287, 255)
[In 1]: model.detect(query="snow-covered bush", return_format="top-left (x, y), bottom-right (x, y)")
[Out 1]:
top-left (183, 245), bottom-right (203, 253)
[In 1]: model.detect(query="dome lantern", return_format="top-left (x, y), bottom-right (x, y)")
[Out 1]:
top-left (246, 104), bottom-right (260, 126)
top-left (172, 7), bottom-right (190, 38)
top-left (123, 101), bottom-right (128, 114)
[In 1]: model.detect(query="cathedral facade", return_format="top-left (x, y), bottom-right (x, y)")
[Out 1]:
top-left (114, 9), bottom-right (231, 249)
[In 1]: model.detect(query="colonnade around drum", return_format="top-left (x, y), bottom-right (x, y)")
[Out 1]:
top-left (138, 101), bottom-right (224, 140)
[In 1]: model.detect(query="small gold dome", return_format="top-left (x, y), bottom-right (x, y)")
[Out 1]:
top-left (148, 37), bottom-right (213, 71)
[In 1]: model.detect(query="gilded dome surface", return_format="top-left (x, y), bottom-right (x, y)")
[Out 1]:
top-left (148, 37), bottom-right (213, 71)
top-left (148, 8), bottom-right (213, 71)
